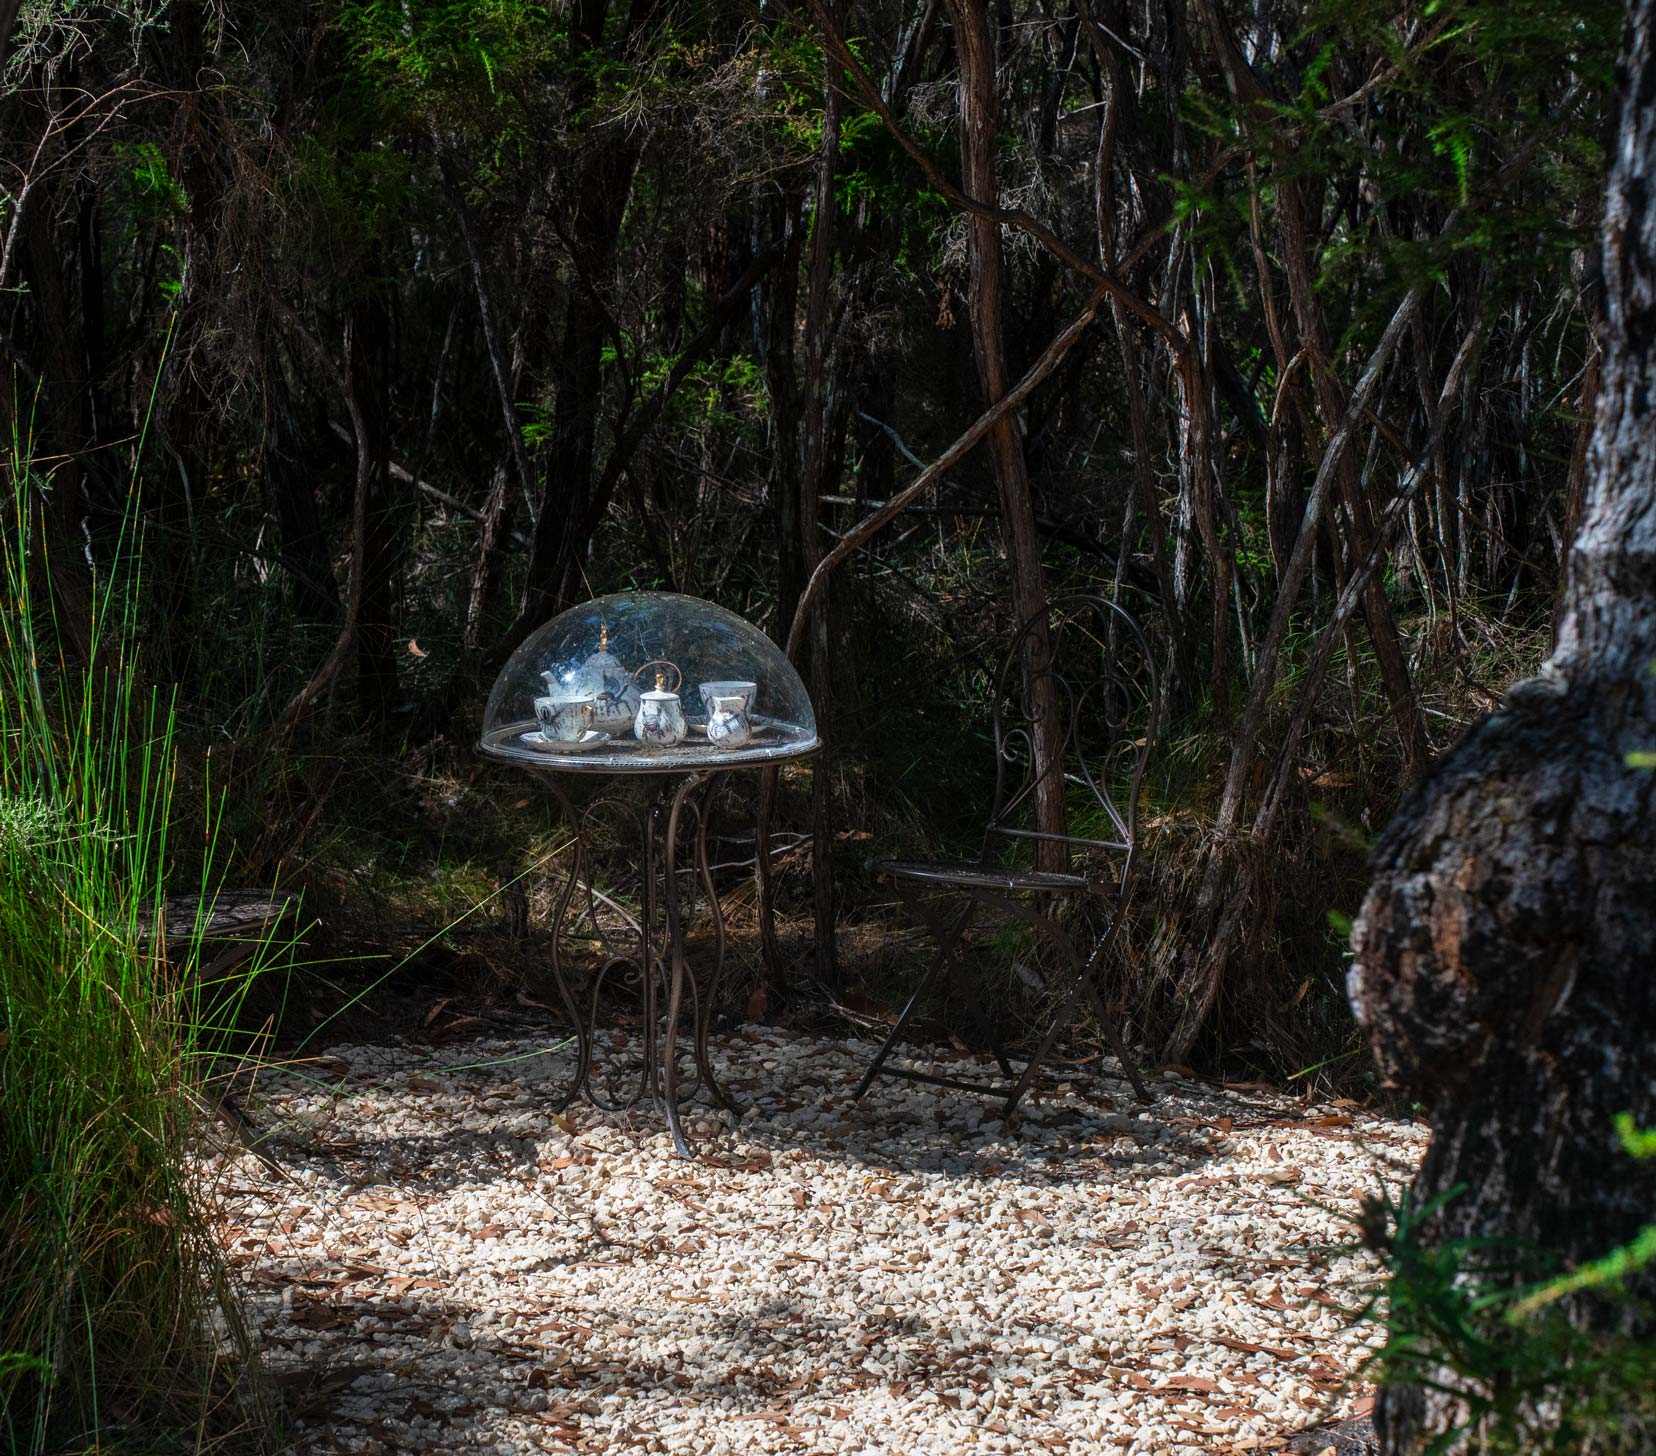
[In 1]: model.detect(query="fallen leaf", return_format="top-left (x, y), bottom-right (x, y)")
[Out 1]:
top-left (709, 1153), bottom-right (772, 1172)
top-left (1161, 1374), bottom-right (1221, 1393)
top-left (1213, 1335), bottom-right (1300, 1360)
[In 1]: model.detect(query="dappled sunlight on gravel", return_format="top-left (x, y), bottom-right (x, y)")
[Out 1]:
top-left (207, 1027), bottom-right (1425, 1455)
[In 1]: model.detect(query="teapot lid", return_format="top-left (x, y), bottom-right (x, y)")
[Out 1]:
top-left (580, 624), bottom-right (625, 675)
top-left (569, 619), bottom-right (622, 679)
top-left (641, 669), bottom-right (679, 701)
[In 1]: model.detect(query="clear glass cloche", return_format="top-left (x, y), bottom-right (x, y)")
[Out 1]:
top-left (478, 592), bottom-right (819, 771)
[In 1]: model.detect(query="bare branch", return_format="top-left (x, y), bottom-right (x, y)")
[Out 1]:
top-left (784, 284), bottom-right (1108, 660)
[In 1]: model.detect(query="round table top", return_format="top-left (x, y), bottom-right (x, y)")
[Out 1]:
top-left (477, 718), bottom-right (820, 774)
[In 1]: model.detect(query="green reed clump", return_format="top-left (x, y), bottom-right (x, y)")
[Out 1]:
top-left (0, 422), bottom-right (279, 1453)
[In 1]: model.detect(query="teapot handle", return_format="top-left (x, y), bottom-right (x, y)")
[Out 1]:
top-left (631, 658), bottom-right (683, 693)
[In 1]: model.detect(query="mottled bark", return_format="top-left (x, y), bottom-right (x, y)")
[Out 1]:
top-left (1349, 3), bottom-right (1656, 1449)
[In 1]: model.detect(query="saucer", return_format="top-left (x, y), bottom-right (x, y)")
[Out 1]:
top-left (522, 729), bottom-right (610, 752)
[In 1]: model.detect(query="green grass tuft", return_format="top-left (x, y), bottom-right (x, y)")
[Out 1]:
top-left (0, 408), bottom-right (280, 1454)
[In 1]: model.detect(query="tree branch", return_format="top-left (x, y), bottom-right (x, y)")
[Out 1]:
top-left (797, 0), bottom-right (1190, 358)
top-left (784, 283), bottom-right (1108, 660)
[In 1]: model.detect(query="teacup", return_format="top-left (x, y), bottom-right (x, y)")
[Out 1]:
top-left (698, 679), bottom-right (756, 716)
top-left (535, 693), bottom-right (596, 742)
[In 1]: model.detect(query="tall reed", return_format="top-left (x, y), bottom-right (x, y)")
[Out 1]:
top-left (0, 404), bottom-right (280, 1453)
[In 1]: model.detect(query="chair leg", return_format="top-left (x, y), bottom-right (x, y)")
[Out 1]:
top-left (853, 895), bottom-right (975, 1102)
top-left (994, 901), bottom-right (1152, 1115)
top-left (1001, 960), bottom-right (1090, 1117)
top-left (1076, 965), bottom-right (1152, 1103)
top-left (987, 1031), bottom-right (1019, 1081)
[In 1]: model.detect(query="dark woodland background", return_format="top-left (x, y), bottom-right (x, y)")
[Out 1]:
top-left (1, 0), bottom-right (1620, 1078)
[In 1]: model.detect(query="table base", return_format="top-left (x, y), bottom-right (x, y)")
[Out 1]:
top-left (541, 772), bottom-right (737, 1157)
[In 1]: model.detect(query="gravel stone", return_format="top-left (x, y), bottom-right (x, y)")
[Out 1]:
top-left (207, 1026), bottom-right (1426, 1455)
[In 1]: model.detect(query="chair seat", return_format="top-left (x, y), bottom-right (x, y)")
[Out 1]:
top-left (877, 860), bottom-right (1096, 894)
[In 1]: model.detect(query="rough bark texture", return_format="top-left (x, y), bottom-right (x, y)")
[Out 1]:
top-left (1349, 3), bottom-right (1656, 1449)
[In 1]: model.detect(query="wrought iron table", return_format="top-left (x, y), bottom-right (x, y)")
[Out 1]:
top-left (478, 592), bottom-right (819, 1156)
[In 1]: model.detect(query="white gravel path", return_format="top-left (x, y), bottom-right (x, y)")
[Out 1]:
top-left (210, 1025), bottom-right (1425, 1455)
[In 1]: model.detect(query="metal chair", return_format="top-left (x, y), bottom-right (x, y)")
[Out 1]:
top-left (853, 594), bottom-right (1157, 1114)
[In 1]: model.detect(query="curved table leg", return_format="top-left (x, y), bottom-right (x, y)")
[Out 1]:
top-left (545, 769), bottom-right (739, 1158)
top-left (659, 772), bottom-right (706, 1157)
top-left (690, 773), bottom-right (739, 1113)
top-left (543, 778), bottom-right (593, 1110)
top-left (641, 788), bottom-right (663, 1111)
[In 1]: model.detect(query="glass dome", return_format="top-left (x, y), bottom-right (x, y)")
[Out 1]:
top-left (478, 592), bottom-right (819, 772)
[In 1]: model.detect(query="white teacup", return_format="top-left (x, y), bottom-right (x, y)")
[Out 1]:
top-left (534, 693), bottom-right (596, 742)
top-left (698, 679), bottom-right (756, 716)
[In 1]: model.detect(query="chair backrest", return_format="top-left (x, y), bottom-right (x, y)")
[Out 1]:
top-left (985, 594), bottom-right (1160, 889)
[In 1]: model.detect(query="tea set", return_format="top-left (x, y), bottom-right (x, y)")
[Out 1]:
top-left (530, 624), bottom-right (758, 753)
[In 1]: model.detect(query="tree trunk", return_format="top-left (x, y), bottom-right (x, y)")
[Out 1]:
top-left (756, 189), bottom-right (805, 996)
top-left (262, 344), bottom-right (342, 625)
top-left (1197, 0), bottom-right (1429, 778)
top-left (517, 0), bottom-right (656, 628)
top-left (946, 0), bottom-right (1065, 866)
top-left (799, 20), bottom-right (841, 985)
top-left (348, 289), bottom-right (402, 722)
top-left (1349, 4), bottom-right (1656, 1449)
top-left (22, 173), bottom-right (94, 665)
